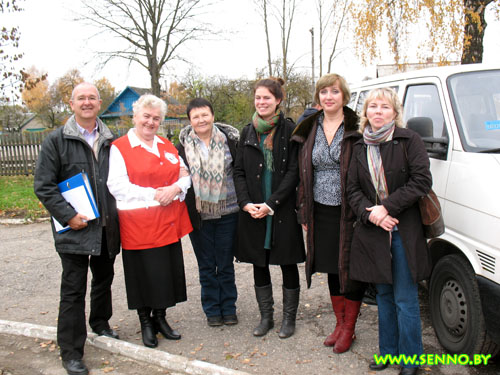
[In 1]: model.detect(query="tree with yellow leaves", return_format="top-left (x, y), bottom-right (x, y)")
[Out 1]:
top-left (53, 69), bottom-right (84, 111)
top-left (351, 0), bottom-right (499, 66)
top-left (22, 68), bottom-right (66, 128)
top-left (94, 77), bottom-right (115, 115)
top-left (22, 68), bottom-right (117, 128)
top-left (22, 67), bottom-right (50, 114)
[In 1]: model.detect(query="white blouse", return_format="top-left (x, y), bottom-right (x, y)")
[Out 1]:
top-left (107, 128), bottom-right (191, 208)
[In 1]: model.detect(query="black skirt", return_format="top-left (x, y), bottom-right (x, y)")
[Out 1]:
top-left (122, 241), bottom-right (187, 310)
top-left (312, 202), bottom-right (341, 274)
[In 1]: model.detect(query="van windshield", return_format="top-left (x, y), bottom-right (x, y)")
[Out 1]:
top-left (448, 70), bottom-right (500, 152)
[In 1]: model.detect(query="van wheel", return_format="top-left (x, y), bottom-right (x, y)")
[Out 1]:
top-left (429, 254), bottom-right (496, 355)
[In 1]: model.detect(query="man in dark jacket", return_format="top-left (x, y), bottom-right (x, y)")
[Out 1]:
top-left (296, 102), bottom-right (321, 124)
top-left (34, 82), bottom-right (121, 375)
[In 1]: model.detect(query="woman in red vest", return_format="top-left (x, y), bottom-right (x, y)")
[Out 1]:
top-left (107, 94), bottom-right (193, 348)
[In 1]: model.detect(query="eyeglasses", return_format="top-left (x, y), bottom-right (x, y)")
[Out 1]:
top-left (74, 96), bottom-right (100, 102)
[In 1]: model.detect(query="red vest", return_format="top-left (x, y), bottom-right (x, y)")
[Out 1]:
top-left (113, 135), bottom-right (192, 250)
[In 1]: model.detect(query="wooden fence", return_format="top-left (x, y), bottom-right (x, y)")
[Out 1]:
top-left (0, 132), bottom-right (48, 176)
top-left (0, 121), bottom-right (186, 176)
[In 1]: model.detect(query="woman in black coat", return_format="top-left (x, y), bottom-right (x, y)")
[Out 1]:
top-left (234, 77), bottom-right (305, 339)
top-left (347, 88), bottom-right (432, 375)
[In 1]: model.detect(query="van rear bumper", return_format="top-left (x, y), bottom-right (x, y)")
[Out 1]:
top-left (477, 275), bottom-right (500, 345)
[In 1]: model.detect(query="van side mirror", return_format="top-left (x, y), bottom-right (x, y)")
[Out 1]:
top-left (407, 117), bottom-right (448, 159)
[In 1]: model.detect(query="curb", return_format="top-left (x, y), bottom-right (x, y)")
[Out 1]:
top-left (0, 217), bottom-right (49, 225)
top-left (0, 319), bottom-right (250, 375)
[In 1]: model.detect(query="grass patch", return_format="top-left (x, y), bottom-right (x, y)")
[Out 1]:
top-left (0, 175), bottom-right (48, 219)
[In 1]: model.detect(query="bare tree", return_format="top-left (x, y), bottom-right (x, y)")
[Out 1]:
top-left (78, 0), bottom-right (212, 96)
top-left (326, 0), bottom-right (350, 73)
top-left (254, 0), bottom-right (298, 82)
top-left (314, 0), bottom-right (351, 76)
top-left (316, 0), bottom-right (331, 77)
top-left (254, 0), bottom-right (273, 76)
top-left (277, 0), bottom-right (297, 83)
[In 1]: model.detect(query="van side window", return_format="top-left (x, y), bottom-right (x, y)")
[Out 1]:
top-left (403, 84), bottom-right (448, 140)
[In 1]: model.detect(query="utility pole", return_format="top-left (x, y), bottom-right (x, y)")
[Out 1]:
top-left (309, 27), bottom-right (315, 101)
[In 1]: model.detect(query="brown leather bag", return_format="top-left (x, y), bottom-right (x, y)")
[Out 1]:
top-left (418, 189), bottom-right (444, 238)
top-left (402, 140), bottom-right (445, 238)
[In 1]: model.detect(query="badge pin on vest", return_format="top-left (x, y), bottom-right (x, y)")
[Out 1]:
top-left (164, 152), bottom-right (179, 164)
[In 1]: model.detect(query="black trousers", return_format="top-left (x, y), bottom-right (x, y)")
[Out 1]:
top-left (57, 236), bottom-right (115, 361)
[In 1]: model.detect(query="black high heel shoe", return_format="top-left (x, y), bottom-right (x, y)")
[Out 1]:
top-left (152, 309), bottom-right (181, 340)
top-left (137, 307), bottom-right (158, 348)
top-left (369, 361), bottom-right (389, 371)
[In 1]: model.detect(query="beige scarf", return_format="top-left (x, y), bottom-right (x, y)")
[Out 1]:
top-left (184, 125), bottom-right (227, 214)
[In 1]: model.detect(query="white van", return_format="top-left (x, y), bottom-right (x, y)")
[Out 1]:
top-left (348, 64), bottom-right (500, 356)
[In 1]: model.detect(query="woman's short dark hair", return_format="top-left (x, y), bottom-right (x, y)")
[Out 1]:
top-left (254, 77), bottom-right (286, 106)
top-left (186, 98), bottom-right (214, 120)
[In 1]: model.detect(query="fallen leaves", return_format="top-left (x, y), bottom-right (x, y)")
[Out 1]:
top-left (190, 343), bottom-right (204, 354)
top-left (39, 340), bottom-right (56, 352)
top-left (222, 346), bottom-right (269, 368)
top-left (296, 359), bottom-right (312, 364)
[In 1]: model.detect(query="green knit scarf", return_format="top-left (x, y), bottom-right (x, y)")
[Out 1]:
top-left (252, 110), bottom-right (280, 171)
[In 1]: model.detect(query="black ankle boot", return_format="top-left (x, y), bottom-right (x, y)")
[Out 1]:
top-left (253, 284), bottom-right (274, 336)
top-left (279, 286), bottom-right (300, 339)
top-left (152, 309), bottom-right (181, 340)
top-left (137, 307), bottom-right (157, 348)
top-left (369, 361), bottom-right (389, 371)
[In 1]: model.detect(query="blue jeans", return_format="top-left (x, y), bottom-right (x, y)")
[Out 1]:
top-left (189, 213), bottom-right (238, 318)
top-left (375, 231), bottom-right (423, 368)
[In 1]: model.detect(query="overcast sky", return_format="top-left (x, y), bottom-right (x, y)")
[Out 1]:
top-left (5, 0), bottom-right (500, 94)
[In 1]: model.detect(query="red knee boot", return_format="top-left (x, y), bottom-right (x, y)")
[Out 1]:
top-left (324, 296), bottom-right (345, 346)
top-left (332, 299), bottom-right (361, 353)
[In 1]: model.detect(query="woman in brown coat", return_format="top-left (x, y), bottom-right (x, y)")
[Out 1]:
top-left (291, 73), bottom-right (366, 354)
top-left (347, 88), bottom-right (432, 375)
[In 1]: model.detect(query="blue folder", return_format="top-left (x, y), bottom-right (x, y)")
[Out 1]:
top-left (52, 172), bottom-right (100, 233)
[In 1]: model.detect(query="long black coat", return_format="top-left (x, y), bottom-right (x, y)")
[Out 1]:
top-left (347, 127), bottom-right (432, 284)
top-left (233, 114), bottom-right (305, 267)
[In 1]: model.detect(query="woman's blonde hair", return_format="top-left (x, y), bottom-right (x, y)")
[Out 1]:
top-left (359, 87), bottom-right (404, 132)
top-left (132, 94), bottom-right (167, 120)
top-left (314, 73), bottom-right (350, 106)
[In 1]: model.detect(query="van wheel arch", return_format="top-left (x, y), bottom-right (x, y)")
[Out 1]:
top-left (429, 253), bottom-right (498, 355)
